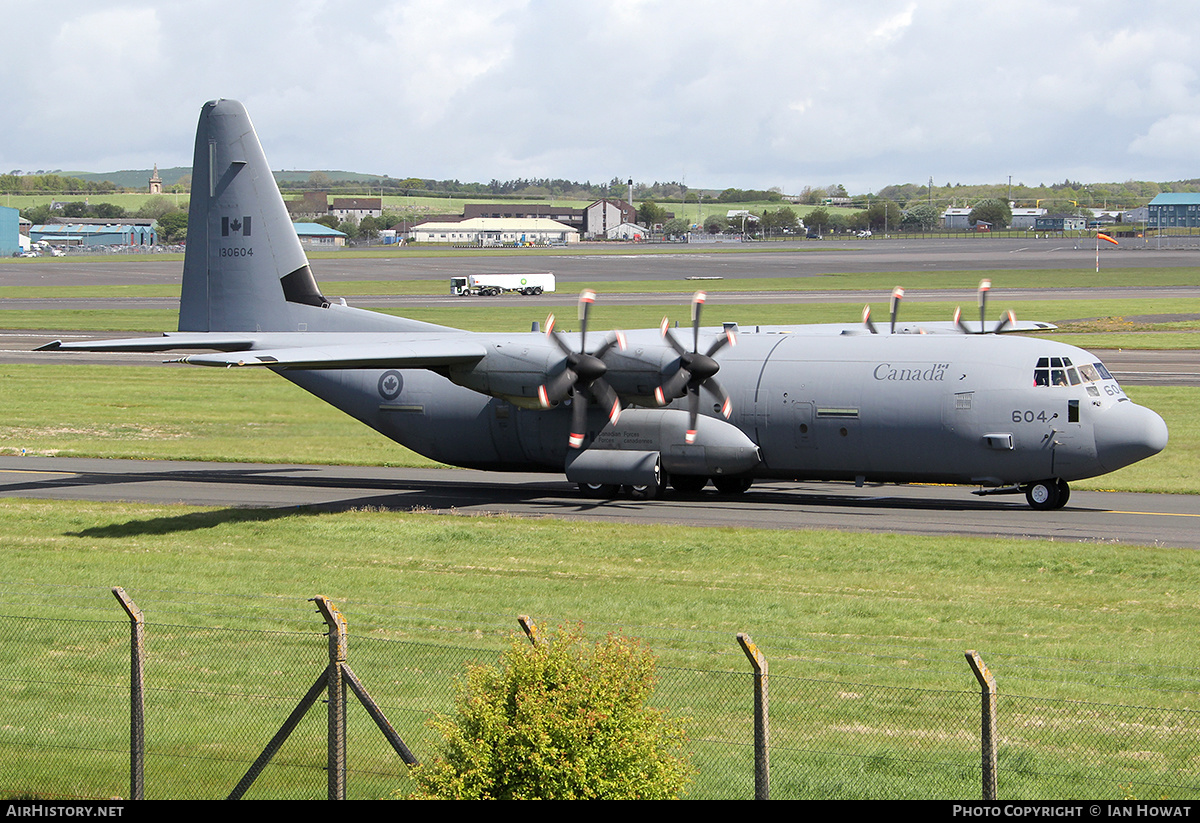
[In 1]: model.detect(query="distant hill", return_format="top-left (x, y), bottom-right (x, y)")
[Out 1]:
top-left (69, 167), bottom-right (390, 190)
top-left (68, 167), bottom-right (191, 189)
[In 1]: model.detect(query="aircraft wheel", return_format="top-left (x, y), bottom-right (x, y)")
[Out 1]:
top-left (626, 481), bottom-right (663, 500)
top-left (579, 482), bottom-right (619, 499)
top-left (713, 476), bottom-right (752, 495)
top-left (670, 474), bottom-right (708, 494)
top-left (1054, 478), bottom-right (1070, 508)
top-left (1024, 479), bottom-right (1066, 511)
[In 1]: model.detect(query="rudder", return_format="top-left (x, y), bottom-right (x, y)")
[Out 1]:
top-left (178, 99), bottom-right (328, 333)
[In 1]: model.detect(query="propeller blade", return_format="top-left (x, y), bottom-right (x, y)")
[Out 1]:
top-left (863, 305), bottom-right (878, 334)
top-left (569, 393), bottom-right (587, 449)
top-left (593, 330), bottom-right (627, 359)
top-left (538, 367), bottom-right (578, 408)
top-left (953, 306), bottom-right (972, 335)
top-left (661, 317), bottom-right (688, 355)
top-left (691, 291), bottom-right (707, 351)
top-left (705, 328), bottom-right (736, 358)
top-left (993, 309), bottom-right (1015, 334)
top-left (685, 388), bottom-right (700, 445)
top-left (701, 376), bottom-right (733, 419)
top-left (978, 279), bottom-right (991, 332)
top-left (577, 289), bottom-right (595, 348)
top-left (889, 286), bottom-right (904, 334)
top-left (592, 379), bottom-right (622, 425)
top-left (655, 367), bottom-right (691, 406)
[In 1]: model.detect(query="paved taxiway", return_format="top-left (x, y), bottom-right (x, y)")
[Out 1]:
top-left (2, 456), bottom-right (1198, 549)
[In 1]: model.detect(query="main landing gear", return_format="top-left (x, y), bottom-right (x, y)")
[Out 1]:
top-left (1023, 478), bottom-right (1071, 511)
top-left (578, 474), bottom-right (753, 500)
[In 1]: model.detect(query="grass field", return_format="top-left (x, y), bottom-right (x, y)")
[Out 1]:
top-left (3, 499), bottom-right (1200, 798)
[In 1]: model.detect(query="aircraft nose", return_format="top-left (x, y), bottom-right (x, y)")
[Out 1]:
top-left (1093, 401), bottom-right (1169, 473)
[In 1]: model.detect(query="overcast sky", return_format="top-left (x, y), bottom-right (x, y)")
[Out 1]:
top-left (3, 0), bottom-right (1199, 195)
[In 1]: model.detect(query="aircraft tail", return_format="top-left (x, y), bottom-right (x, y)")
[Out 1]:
top-left (179, 99), bottom-right (426, 335)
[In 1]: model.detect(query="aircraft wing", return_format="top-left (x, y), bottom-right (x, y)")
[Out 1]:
top-left (36, 333), bottom-right (259, 353)
top-left (733, 320), bottom-right (1057, 336)
top-left (177, 339), bottom-right (488, 369)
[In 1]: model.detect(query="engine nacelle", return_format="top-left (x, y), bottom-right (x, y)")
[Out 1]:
top-left (565, 449), bottom-right (661, 488)
top-left (590, 408), bottom-right (761, 476)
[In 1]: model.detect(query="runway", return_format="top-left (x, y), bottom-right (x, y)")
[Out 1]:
top-left (2, 456), bottom-right (1197, 549)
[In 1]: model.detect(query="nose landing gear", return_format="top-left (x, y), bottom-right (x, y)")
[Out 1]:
top-left (1024, 478), bottom-right (1070, 511)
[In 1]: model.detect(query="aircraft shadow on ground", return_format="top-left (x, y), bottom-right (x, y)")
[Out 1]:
top-left (0, 464), bottom-right (1100, 540)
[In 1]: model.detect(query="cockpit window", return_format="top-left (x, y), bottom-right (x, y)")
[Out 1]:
top-left (1034, 357), bottom-right (1114, 388)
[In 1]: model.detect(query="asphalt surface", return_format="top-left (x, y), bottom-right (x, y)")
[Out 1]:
top-left (3, 457), bottom-right (1198, 549)
top-left (5, 234), bottom-right (1200, 287)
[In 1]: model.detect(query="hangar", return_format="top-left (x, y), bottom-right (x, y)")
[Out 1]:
top-left (408, 217), bottom-right (578, 246)
top-left (30, 222), bottom-right (157, 247)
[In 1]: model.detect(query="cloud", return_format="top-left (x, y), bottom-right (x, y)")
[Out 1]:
top-left (4, 0), bottom-right (1200, 192)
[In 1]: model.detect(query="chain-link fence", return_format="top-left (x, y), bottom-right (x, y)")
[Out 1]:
top-left (3, 586), bottom-right (1199, 800)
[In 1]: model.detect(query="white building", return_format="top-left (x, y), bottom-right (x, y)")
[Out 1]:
top-left (584, 199), bottom-right (636, 239)
top-left (409, 217), bottom-right (579, 246)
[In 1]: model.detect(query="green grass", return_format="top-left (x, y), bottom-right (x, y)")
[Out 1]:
top-left (0, 364), bottom-right (437, 467)
top-left (3, 500), bottom-right (1200, 798)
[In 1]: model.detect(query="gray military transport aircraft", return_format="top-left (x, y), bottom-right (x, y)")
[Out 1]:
top-left (37, 100), bottom-right (1168, 510)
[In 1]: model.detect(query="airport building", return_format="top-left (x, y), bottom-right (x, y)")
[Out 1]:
top-left (1147, 193), bottom-right (1200, 228)
top-left (30, 222), bottom-right (157, 247)
top-left (0, 206), bottom-right (20, 256)
top-left (408, 217), bottom-right (579, 246)
top-left (1034, 214), bottom-right (1087, 232)
top-left (293, 222), bottom-right (348, 247)
top-left (1009, 208), bottom-right (1046, 230)
top-left (329, 197), bottom-right (382, 223)
top-left (584, 198), bottom-right (636, 239)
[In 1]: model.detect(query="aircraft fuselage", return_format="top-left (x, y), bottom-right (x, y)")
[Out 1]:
top-left (283, 328), bottom-right (1165, 491)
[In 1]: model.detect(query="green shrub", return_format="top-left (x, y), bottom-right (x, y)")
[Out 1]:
top-left (410, 624), bottom-right (693, 799)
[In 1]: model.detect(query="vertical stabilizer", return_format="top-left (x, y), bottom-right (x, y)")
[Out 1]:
top-left (179, 99), bottom-right (328, 332)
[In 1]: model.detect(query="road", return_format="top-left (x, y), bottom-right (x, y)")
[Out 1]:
top-left (3, 456), bottom-right (1198, 549)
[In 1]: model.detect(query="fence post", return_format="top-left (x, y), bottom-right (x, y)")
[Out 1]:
top-left (314, 596), bottom-right (348, 801)
top-left (111, 587), bottom-right (144, 801)
top-left (737, 633), bottom-right (769, 800)
top-left (518, 614), bottom-right (541, 645)
top-left (965, 650), bottom-right (998, 800)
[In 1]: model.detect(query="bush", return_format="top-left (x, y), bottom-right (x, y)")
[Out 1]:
top-left (410, 624), bottom-right (692, 799)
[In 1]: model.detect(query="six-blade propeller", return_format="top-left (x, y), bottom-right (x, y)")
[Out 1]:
top-left (539, 289), bottom-right (625, 448)
top-left (654, 291), bottom-right (736, 445)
